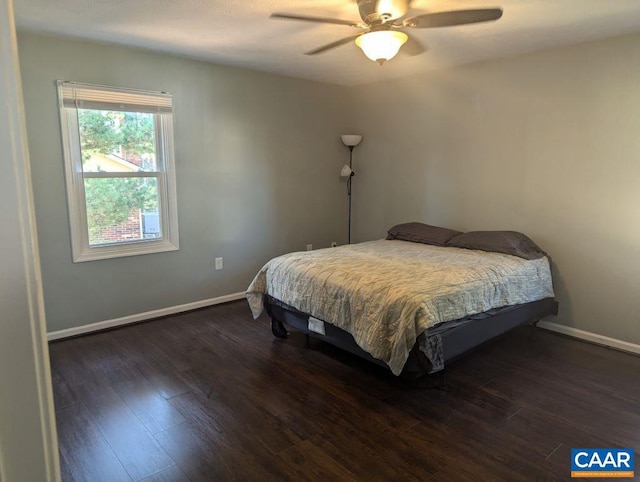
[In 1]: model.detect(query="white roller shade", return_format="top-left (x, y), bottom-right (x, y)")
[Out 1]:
top-left (58, 81), bottom-right (172, 113)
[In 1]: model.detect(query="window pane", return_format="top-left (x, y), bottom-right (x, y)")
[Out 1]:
top-left (78, 109), bottom-right (158, 172)
top-left (84, 177), bottom-right (161, 246)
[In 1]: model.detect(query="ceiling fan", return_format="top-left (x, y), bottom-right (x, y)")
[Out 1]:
top-left (271, 0), bottom-right (503, 64)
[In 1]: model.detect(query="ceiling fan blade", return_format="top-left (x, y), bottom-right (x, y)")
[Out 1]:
top-left (357, 0), bottom-right (378, 23)
top-left (401, 33), bottom-right (427, 56)
top-left (271, 13), bottom-right (360, 27)
top-left (305, 35), bottom-right (362, 55)
top-left (403, 8), bottom-right (503, 28)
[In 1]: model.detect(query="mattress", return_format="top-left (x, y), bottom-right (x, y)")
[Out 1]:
top-left (247, 239), bottom-right (554, 375)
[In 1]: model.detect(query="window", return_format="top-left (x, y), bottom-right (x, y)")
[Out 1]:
top-left (57, 81), bottom-right (179, 262)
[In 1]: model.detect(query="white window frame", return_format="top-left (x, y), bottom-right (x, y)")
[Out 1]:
top-left (57, 81), bottom-right (179, 262)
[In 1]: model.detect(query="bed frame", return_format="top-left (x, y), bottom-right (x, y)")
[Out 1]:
top-left (264, 295), bottom-right (558, 378)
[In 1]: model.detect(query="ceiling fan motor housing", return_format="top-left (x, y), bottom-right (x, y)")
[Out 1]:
top-left (357, 0), bottom-right (410, 25)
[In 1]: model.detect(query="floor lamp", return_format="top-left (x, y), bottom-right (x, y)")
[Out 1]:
top-left (340, 134), bottom-right (362, 244)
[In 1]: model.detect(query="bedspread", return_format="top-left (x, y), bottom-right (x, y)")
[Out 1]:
top-left (246, 239), bottom-right (554, 375)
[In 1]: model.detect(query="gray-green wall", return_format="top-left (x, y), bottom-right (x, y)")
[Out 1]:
top-left (18, 30), bottom-right (640, 347)
top-left (350, 32), bottom-right (640, 345)
top-left (18, 33), bottom-right (353, 333)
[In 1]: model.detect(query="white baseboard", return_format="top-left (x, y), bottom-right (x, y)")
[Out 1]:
top-left (538, 320), bottom-right (640, 356)
top-left (47, 291), bottom-right (247, 341)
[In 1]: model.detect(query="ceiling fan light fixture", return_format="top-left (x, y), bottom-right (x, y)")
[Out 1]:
top-left (355, 30), bottom-right (408, 64)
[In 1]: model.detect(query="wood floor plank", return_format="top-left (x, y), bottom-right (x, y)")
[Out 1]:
top-left (305, 430), bottom-right (410, 481)
top-left (245, 332), bottom-right (423, 433)
top-left (138, 464), bottom-right (189, 482)
top-left (153, 421), bottom-right (235, 481)
top-left (74, 381), bottom-right (175, 480)
top-left (113, 377), bottom-right (187, 434)
top-left (169, 389), bottom-right (302, 457)
top-left (108, 327), bottom-right (192, 374)
top-left (48, 341), bottom-right (100, 392)
top-left (133, 361), bottom-right (195, 400)
top-left (154, 420), bottom-right (298, 481)
top-left (406, 415), bottom-right (558, 481)
top-left (56, 404), bottom-right (132, 482)
top-left (50, 364), bottom-right (80, 411)
top-left (506, 407), bottom-right (614, 463)
top-left (276, 439), bottom-right (358, 481)
top-left (481, 366), bottom-right (640, 446)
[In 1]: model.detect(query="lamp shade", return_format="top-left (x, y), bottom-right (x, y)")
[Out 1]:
top-left (340, 164), bottom-right (353, 177)
top-left (355, 31), bottom-right (408, 64)
top-left (341, 135), bottom-right (362, 147)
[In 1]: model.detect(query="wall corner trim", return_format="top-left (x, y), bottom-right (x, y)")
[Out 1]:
top-left (538, 320), bottom-right (640, 356)
top-left (47, 292), bottom-right (247, 341)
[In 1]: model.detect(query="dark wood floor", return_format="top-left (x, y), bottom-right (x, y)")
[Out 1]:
top-left (49, 300), bottom-right (640, 481)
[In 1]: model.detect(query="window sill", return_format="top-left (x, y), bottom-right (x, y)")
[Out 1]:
top-left (72, 238), bottom-right (179, 262)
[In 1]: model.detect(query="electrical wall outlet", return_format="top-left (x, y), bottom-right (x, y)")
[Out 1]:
top-left (215, 257), bottom-right (223, 270)
top-left (331, 241), bottom-right (337, 247)
top-left (306, 244), bottom-right (313, 251)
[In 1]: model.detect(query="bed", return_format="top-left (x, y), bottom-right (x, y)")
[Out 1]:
top-left (246, 224), bottom-right (558, 378)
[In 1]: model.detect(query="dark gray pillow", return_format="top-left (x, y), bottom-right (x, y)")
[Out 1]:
top-left (386, 222), bottom-right (463, 247)
top-left (446, 231), bottom-right (547, 260)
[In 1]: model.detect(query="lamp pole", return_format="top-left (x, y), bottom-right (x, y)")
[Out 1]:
top-left (340, 134), bottom-right (362, 245)
top-left (347, 145), bottom-right (355, 244)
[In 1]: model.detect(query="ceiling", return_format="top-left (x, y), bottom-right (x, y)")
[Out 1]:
top-left (14, 0), bottom-right (640, 86)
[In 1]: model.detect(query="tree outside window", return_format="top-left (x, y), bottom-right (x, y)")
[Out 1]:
top-left (78, 109), bottom-right (160, 245)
